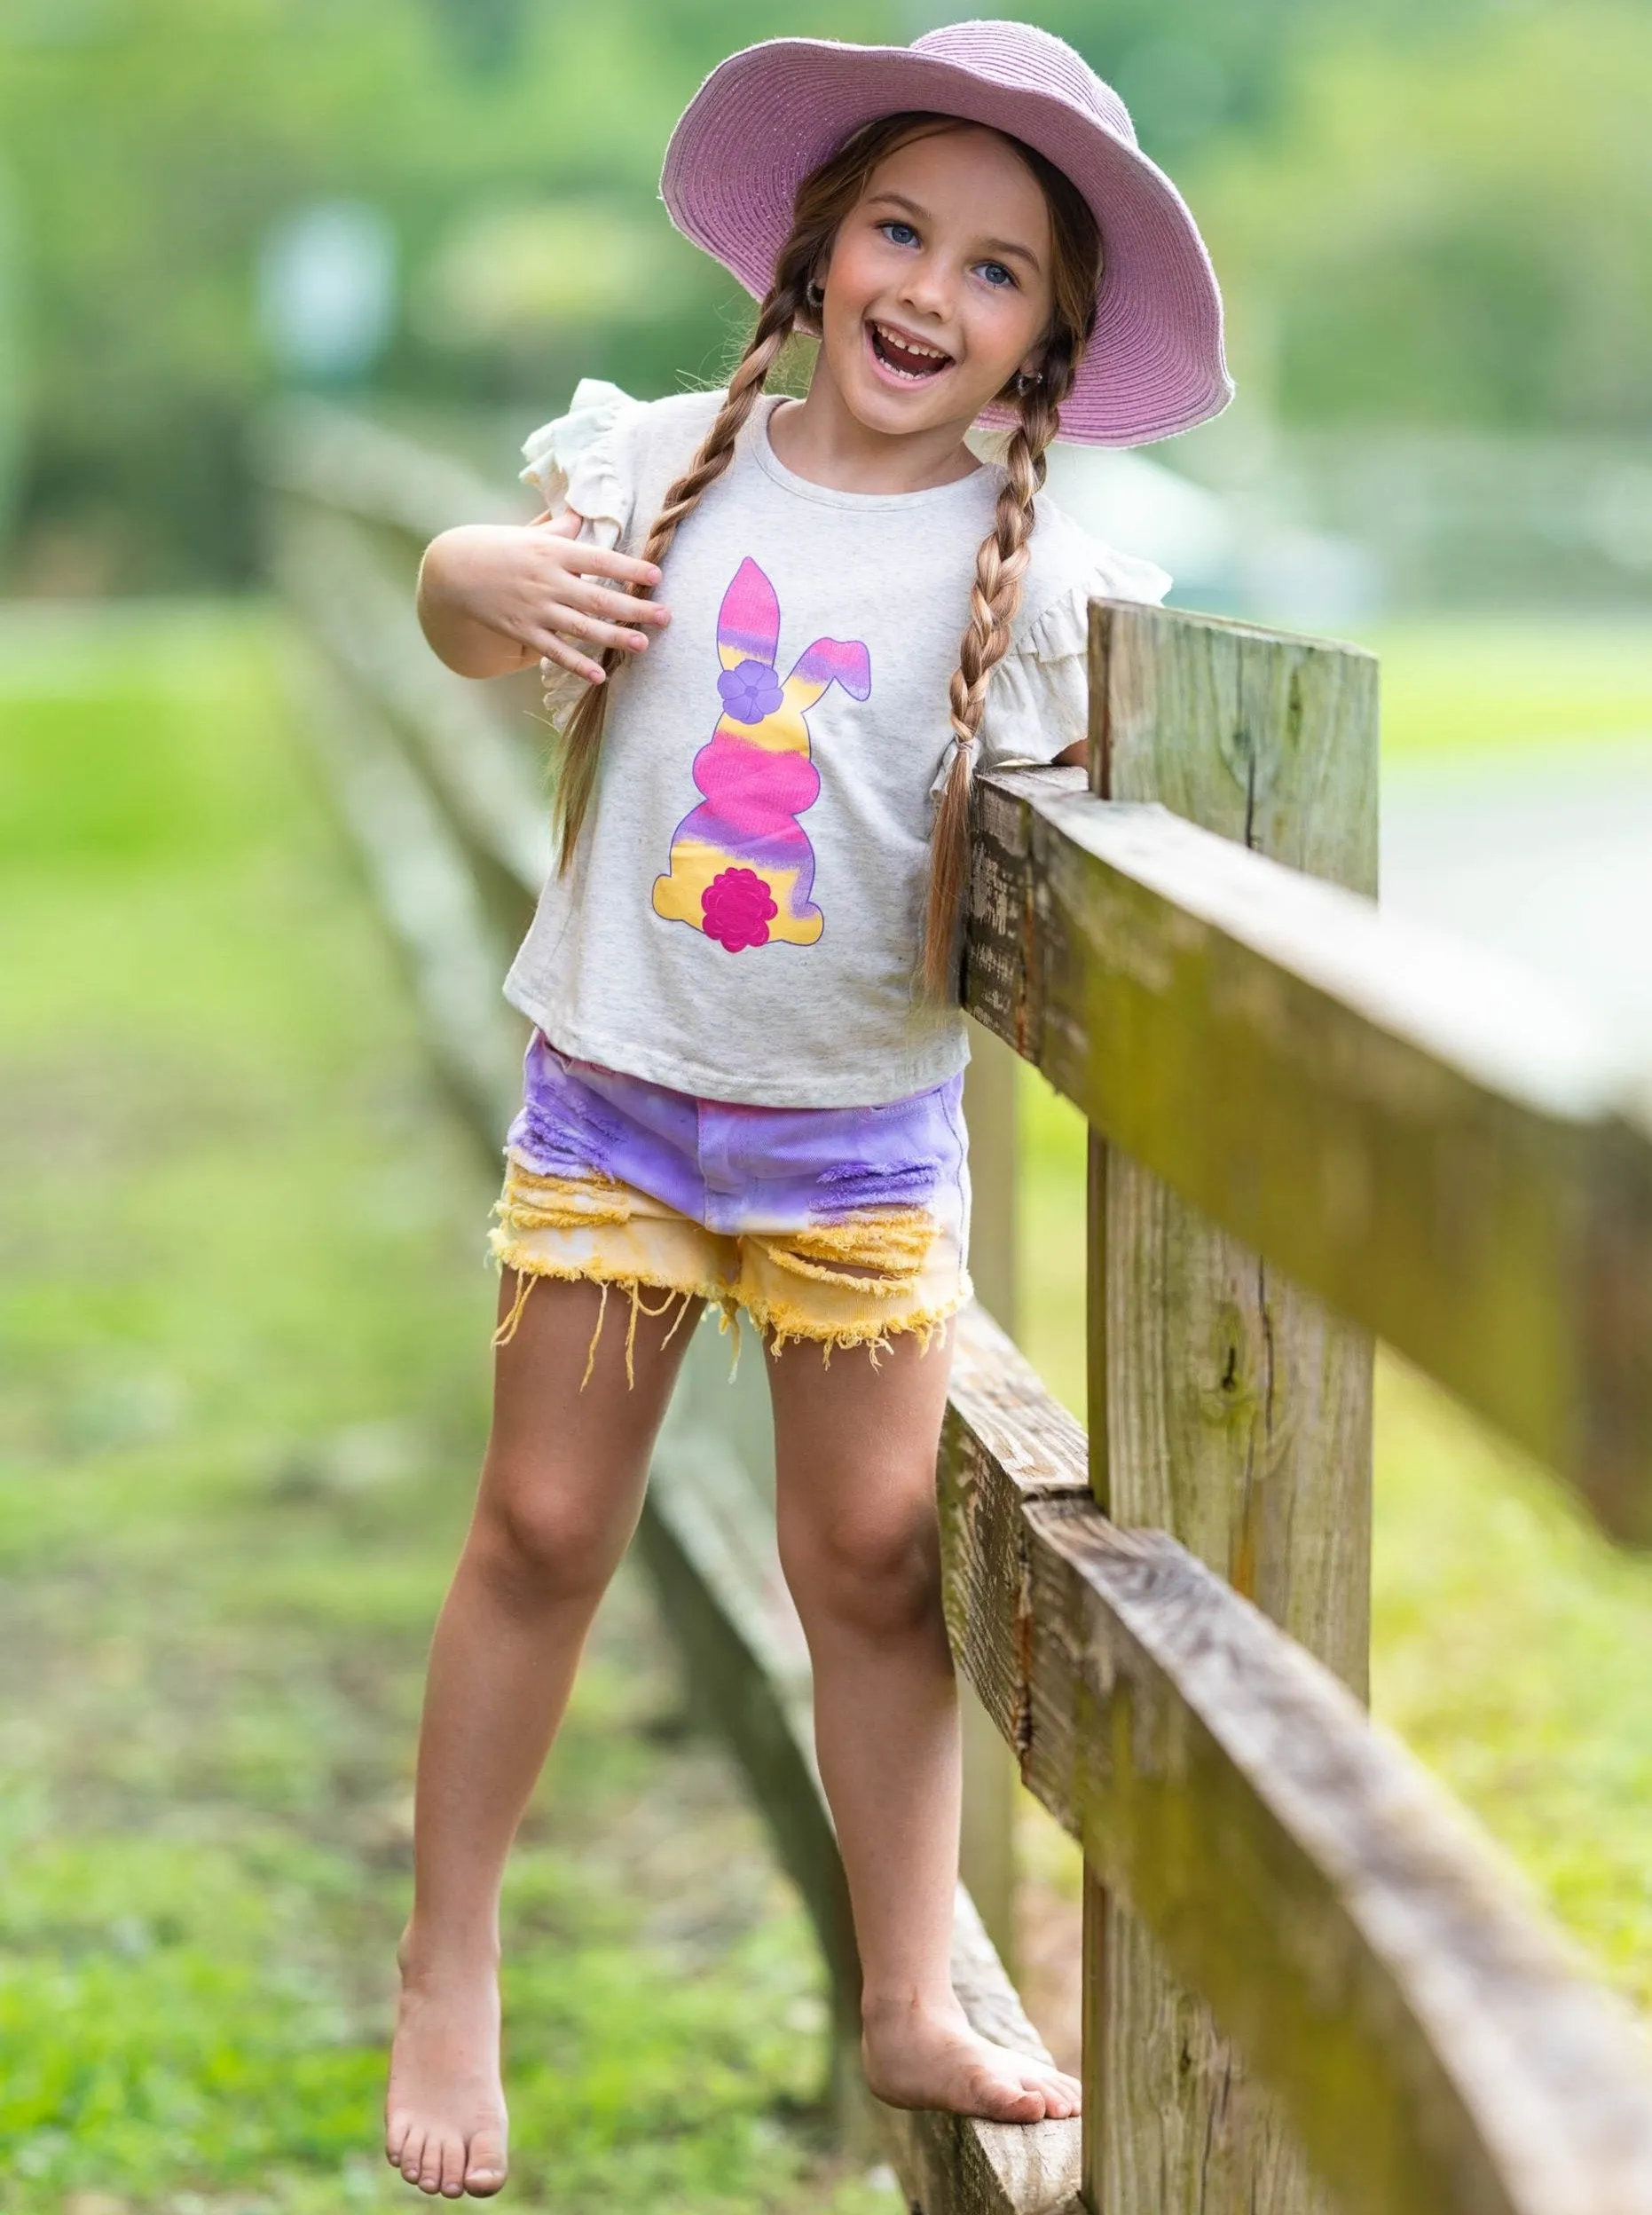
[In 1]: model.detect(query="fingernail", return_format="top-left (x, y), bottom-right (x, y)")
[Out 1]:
top-left (645, 566), bottom-right (662, 584)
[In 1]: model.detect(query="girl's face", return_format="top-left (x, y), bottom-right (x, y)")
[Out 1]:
top-left (816, 125), bottom-right (1057, 441)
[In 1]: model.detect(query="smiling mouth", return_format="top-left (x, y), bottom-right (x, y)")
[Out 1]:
top-left (867, 320), bottom-right (954, 382)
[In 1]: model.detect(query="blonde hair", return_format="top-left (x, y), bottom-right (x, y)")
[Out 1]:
top-left (551, 112), bottom-right (1102, 997)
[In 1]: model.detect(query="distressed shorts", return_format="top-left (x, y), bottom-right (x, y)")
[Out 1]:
top-left (490, 1032), bottom-right (972, 1378)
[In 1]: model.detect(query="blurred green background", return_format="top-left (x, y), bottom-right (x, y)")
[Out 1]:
top-left (4, 4), bottom-right (1652, 2211)
top-left (4, 0), bottom-right (1652, 595)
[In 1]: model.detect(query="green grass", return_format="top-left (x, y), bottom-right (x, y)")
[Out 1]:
top-left (4, 602), bottom-right (1648, 2210)
top-left (0, 604), bottom-right (890, 2214)
top-left (1018, 612), bottom-right (1652, 2022)
top-left (1362, 614), bottom-right (1652, 761)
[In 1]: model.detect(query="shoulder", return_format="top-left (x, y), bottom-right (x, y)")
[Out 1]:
top-left (631, 384), bottom-right (728, 443)
top-left (519, 380), bottom-right (728, 545)
top-left (519, 379), bottom-right (725, 486)
top-left (973, 483), bottom-right (1172, 771)
top-left (621, 387), bottom-right (728, 498)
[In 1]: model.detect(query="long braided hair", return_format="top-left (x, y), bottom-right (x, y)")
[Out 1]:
top-left (550, 113), bottom-right (1102, 997)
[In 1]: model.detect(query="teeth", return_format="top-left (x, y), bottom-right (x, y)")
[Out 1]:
top-left (873, 322), bottom-right (949, 369)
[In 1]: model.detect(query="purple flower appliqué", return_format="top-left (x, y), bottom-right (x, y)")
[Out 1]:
top-left (717, 659), bottom-right (785, 724)
top-left (702, 866), bottom-right (777, 951)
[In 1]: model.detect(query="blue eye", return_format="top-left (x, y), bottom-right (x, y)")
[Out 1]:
top-left (978, 261), bottom-right (1016, 289)
top-left (880, 220), bottom-right (919, 247)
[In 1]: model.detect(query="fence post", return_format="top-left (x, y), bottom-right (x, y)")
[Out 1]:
top-left (959, 1028), bottom-right (1022, 1973)
top-left (1081, 603), bottom-right (1379, 2211)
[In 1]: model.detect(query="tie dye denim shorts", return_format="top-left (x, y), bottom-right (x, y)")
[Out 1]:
top-left (490, 1032), bottom-right (972, 1377)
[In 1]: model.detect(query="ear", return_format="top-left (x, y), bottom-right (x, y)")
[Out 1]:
top-left (1017, 328), bottom-right (1056, 384)
top-left (783, 636), bottom-right (872, 713)
top-left (717, 556), bottom-right (781, 673)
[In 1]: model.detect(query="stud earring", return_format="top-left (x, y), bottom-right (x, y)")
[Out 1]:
top-left (1013, 368), bottom-right (1045, 396)
top-left (806, 280), bottom-right (825, 309)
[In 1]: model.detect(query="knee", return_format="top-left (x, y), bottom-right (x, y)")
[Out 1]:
top-left (470, 1454), bottom-right (630, 1609)
top-left (781, 1502), bottom-right (943, 1642)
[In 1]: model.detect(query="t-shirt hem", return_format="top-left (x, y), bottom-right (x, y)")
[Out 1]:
top-left (503, 976), bottom-right (971, 1109)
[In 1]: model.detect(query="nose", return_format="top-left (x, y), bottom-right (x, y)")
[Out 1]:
top-left (895, 249), bottom-right (955, 326)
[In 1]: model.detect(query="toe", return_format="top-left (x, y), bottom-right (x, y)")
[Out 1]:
top-left (386, 2109), bottom-right (410, 2164)
top-left (980, 2068), bottom-right (1042, 2122)
top-left (466, 2125), bottom-right (508, 2196)
top-left (1032, 2066), bottom-right (1082, 2119)
top-left (399, 2127), bottom-right (426, 2186)
top-left (419, 2136), bottom-right (448, 2195)
top-left (436, 2131), bottom-right (468, 2198)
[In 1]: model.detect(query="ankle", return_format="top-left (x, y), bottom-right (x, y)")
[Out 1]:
top-left (861, 1981), bottom-right (958, 2029)
top-left (397, 1919), bottom-right (501, 1986)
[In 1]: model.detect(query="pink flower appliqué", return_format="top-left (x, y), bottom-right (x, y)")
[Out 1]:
top-left (701, 866), bottom-right (777, 951)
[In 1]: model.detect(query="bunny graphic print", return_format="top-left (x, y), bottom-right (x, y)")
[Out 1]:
top-left (503, 386), bottom-right (1172, 1108)
top-left (652, 556), bottom-right (871, 950)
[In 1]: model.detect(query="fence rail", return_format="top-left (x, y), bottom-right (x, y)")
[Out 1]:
top-left (967, 756), bottom-right (1652, 1544)
top-left (943, 1304), bottom-right (1652, 2215)
top-left (259, 398), bottom-right (1652, 2215)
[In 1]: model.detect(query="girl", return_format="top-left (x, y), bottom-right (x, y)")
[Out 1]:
top-left (389, 19), bottom-right (1231, 2199)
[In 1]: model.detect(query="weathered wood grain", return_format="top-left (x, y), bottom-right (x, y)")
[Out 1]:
top-left (940, 1315), bottom-right (1652, 2215)
top-left (1091, 599), bottom-right (1377, 2212)
top-left (959, 1030), bottom-right (1027, 1974)
top-left (938, 1305), bottom-right (1091, 1759)
top-left (965, 769), bottom-right (1652, 1543)
top-left (1088, 600), bottom-right (1379, 886)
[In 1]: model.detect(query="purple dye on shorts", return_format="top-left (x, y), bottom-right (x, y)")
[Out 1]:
top-left (507, 1033), bottom-right (967, 1242)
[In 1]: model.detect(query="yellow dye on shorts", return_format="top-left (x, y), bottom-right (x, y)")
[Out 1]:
top-left (489, 1157), bottom-right (968, 1385)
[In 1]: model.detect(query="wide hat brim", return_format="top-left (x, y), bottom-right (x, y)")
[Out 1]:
top-left (660, 26), bottom-right (1235, 447)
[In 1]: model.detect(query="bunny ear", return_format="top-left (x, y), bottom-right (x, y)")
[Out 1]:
top-left (717, 556), bottom-right (781, 674)
top-left (783, 637), bottom-right (873, 713)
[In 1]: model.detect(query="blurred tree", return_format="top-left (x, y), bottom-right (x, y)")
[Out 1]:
top-left (1192, 0), bottom-right (1652, 430)
top-left (906, 0), bottom-right (1506, 160)
top-left (0, 161), bottom-right (22, 548)
top-left (0, 0), bottom-right (1640, 587)
top-left (0, 0), bottom-right (895, 589)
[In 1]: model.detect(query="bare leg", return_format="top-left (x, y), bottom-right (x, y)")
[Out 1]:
top-left (768, 1328), bottom-right (1081, 2123)
top-left (386, 1273), bottom-right (701, 2197)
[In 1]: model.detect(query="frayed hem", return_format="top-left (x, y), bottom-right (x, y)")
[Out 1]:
top-left (489, 1245), bottom-right (721, 1388)
top-left (743, 1291), bottom-right (968, 1368)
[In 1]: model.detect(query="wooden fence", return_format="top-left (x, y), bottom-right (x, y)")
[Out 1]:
top-left (259, 398), bottom-right (1652, 2215)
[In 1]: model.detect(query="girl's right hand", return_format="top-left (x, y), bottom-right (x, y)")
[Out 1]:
top-left (415, 511), bottom-right (670, 684)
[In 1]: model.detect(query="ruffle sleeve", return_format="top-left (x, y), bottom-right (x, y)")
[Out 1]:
top-left (519, 377), bottom-right (644, 724)
top-left (974, 542), bottom-right (1174, 776)
top-left (519, 376), bottom-right (641, 551)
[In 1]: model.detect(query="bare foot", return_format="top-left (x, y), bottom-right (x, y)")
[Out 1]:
top-left (385, 1937), bottom-right (509, 2198)
top-left (861, 1991), bottom-right (1082, 2124)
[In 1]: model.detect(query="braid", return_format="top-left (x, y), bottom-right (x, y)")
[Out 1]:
top-left (920, 341), bottom-right (1076, 997)
top-left (545, 103), bottom-right (1104, 1013)
top-left (551, 271), bottom-right (809, 871)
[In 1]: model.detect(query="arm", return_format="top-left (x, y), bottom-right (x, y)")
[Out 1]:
top-left (415, 508), bottom-right (669, 685)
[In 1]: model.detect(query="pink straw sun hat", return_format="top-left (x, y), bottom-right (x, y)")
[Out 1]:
top-left (660, 18), bottom-right (1234, 448)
